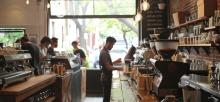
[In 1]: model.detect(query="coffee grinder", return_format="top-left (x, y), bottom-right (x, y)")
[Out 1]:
top-left (150, 40), bottom-right (190, 99)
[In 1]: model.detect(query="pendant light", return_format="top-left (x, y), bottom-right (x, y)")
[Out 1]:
top-left (47, 2), bottom-right (50, 8)
top-left (142, 0), bottom-right (150, 11)
top-left (134, 0), bottom-right (151, 22)
top-left (135, 12), bottom-right (143, 22)
top-left (135, 0), bottom-right (143, 22)
top-left (26, 0), bottom-right (30, 5)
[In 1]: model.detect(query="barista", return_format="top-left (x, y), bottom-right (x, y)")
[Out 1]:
top-left (47, 37), bottom-right (58, 57)
top-left (99, 37), bottom-right (123, 102)
top-left (20, 36), bottom-right (40, 75)
top-left (39, 36), bottom-right (51, 60)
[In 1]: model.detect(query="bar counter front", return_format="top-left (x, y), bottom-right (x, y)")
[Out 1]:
top-left (0, 53), bottom-right (84, 102)
top-left (180, 74), bottom-right (220, 102)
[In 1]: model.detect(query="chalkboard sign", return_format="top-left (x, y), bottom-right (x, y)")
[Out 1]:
top-left (142, 0), bottom-right (168, 39)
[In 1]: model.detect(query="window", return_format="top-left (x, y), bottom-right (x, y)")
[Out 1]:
top-left (0, 28), bottom-right (25, 47)
top-left (49, 0), bottom-right (138, 68)
top-left (50, 0), bottom-right (136, 16)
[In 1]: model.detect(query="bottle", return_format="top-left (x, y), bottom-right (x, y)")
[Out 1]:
top-left (210, 61), bottom-right (217, 86)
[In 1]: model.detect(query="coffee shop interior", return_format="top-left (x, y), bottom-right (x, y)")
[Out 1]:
top-left (1, 0), bottom-right (220, 102)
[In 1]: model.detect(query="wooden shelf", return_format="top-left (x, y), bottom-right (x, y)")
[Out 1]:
top-left (45, 96), bottom-right (56, 102)
top-left (178, 43), bottom-right (220, 55)
top-left (171, 17), bottom-right (208, 29)
top-left (179, 44), bottom-right (212, 47)
top-left (204, 26), bottom-right (220, 31)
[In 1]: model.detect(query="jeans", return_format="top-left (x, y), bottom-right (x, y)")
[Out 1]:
top-left (101, 79), bottom-right (112, 102)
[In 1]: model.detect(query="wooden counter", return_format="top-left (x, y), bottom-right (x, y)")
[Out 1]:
top-left (55, 73), bottom-right (72, 102)
top-left (0, 73), bottom-right (56, 102)
top-left (111, 72), bottom-right (157, 102)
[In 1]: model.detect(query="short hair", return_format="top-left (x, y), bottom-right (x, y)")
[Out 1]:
top-left (15, 39), bottom-right (21, 43)
top-left (72, 41), bottom-right (78, 46)
top-left (40, 36), bottom-right (51, 44)
top-left (106, 36), bottom-right (116, 43)
top-left (20, 36), bottom-right (29, 43)
top-left (51, 37), bottom-right (58, 43)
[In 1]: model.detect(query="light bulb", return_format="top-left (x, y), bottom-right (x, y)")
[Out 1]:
top-left (26, 0), bottom-right (29, 5)
top-left (47, 3), bottom-right (50, 8)
top-left (158, 3), bottom-right (166, 10)
top-left (135, 12), bottom-right (142, 22)
top-left (142, 1), bottom-right (150, 11)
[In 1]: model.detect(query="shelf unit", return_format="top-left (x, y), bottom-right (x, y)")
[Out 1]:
top-left (203, 26), bottom-right (220, 31)
top-left (179, 44), bottom-right (212, 47)
top-left (178, 43), bottom-right (220, 55)
top-left (171, 17), bottom-right (208, 29)
top-left (170, 16), bottom-right (220, 56)
top-left (45, 96), bottom-right (56, 102)
top-left (204, 26), bottom-right (217, 31)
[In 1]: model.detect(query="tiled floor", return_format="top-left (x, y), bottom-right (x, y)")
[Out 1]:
top-left (84, 97), bottom-right (103, 102)
top-left (83, 71), bottom-right (119, 102)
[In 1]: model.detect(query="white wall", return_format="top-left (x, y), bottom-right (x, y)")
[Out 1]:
top-left (0, 0), bottom-right (48, 43)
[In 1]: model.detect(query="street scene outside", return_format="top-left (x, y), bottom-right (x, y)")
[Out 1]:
top-left (48, 0), bottom-right (138, 68)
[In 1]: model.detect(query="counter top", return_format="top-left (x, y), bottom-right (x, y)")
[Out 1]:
top-left (180, 74), bottom-right (220, 98)
top-left (0, 73), bottom-right (56, 102)
top-left (0, 73), bottom-right (56, 95)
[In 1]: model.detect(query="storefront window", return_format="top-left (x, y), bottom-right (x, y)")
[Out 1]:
top-left (0, 28), bottom-right (25, 47)
top-left (50, 0), bottom-right (135, 16)
top-left (49, 0), bottom-right (138, 68)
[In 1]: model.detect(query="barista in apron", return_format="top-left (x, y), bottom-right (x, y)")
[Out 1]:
top-left (99, 37), bottom-right (122, 102)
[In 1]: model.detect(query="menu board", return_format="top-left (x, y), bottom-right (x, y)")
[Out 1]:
top-left (142, 0), bottom-right (167, 39)
top-left (145, 10), bottom-right (164, 30)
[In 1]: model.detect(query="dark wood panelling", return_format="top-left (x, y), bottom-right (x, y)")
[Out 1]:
top-left (183, 0), bottom-right (197, 14)
top-left (169, 0), bottom-right (220, 26)
top-left (218, 0), bottom-right (220, 9)
top-left (169, 0), bottom-right (198, 25)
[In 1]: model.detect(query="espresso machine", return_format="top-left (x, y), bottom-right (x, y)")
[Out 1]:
top-left (149, 40), bottom-right (190, 99)
top-left (0, 53), bottom-right (33, 88)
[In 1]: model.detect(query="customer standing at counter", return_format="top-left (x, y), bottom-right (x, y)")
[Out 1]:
top-left (72, 41), bottom-right (88, 67)
top-left (20, 36), bottom-right (40, 75)
top-left (47, 37), bottom-right (58, 57)
top-left (124, 45), bottom-right (136, 61)
top-left (99, 36), bottom-right (122, 102)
